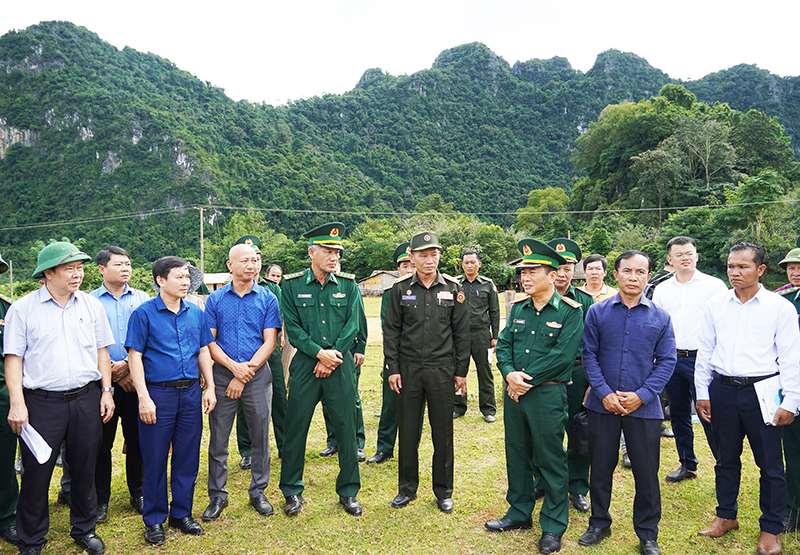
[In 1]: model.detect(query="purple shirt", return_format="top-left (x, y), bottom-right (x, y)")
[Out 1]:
top-left (582, 293), bottom-right (676, 419)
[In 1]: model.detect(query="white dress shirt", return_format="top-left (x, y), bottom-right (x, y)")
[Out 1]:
top-left (695, 285), bottom-right (800, 413)
top-left (653, 270), bottom-right (729, 350)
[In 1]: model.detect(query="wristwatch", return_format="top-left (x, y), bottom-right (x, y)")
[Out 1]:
top-left (101, 387), bottom-right (115, 393)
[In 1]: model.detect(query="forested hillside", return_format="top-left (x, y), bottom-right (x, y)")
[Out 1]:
top-left (0, 21), bottom-right (798, 283)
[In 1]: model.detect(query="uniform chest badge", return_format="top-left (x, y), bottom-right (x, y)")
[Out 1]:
top-left (402, 295), bottom-right (417, 301)
top-left (456, 291), bottom-right (465, 303)
top-left (438, 291), bottom-right (453, 301)
top-left (546, 321), bottom-right (563, 328)
top-left (297, 294), bottom-right (312, 298)
top-left (513, 319), bottom-right (525, 324)
top-left (332, 292), bottom-right (346, 298)
top-left (406, 290), bottom-right (412, 295)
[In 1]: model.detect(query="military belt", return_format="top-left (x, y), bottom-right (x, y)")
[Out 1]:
top-left (676, 349), bottom-right (698, 357)
top-left (146, 378), bottom-right (198, 389)
top-left (25, 380), bottom-right (100, 401)
top-left (713, 371), bottom-right (778, 387)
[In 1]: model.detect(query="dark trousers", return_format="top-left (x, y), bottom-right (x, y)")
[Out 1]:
top-left (323, 363), bottom-right (365, 449)
top-left (0, 395), bottom-right (18, 532)
top-left (397, 365), bottom-right (454, 500)
top-left (279, 352), bottom-right (359, 498)
top-left (95, 385), bottom-right (143, 504)
top-left (237, 348), bottom-right (286, 457)
top-left (17, 387), bottom-right (102, 549)
top-left (783, 417), bottom-right (800, 522)
top-left (664, 355), bottom-right (718, 470)
top-left (375, 362), bottom-right (399, 454)
top-left (588, 410), bottom-right (661, 542)
top-left (138, 383), bottom-right (202, 526)
top-left (505, 384), bottom-right (569, 535)
top-left (454, 329), bottom-right (496, 417)
top-left (710, 375), bottom-right (785, 534)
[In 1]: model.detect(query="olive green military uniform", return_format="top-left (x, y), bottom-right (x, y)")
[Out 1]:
top-left (778, 283), bottom-right (800, 525)
top-left (383, 270), bottom-right (470, 500)
top-left (322, 295), bottom-right (367, 451)
top-left (236, 277), bottom-right (287, 457)
top-left (0, 293), bottom-right (19, 534)
top-left (278, 268), bottom-right (362, 498)
top-left (454, 274), bottom-right (500, 417)
top-left (532, 283), bottom-right (594, 496)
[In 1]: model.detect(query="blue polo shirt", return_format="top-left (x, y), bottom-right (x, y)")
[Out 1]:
top-left (582, 293), bottom-right (676, 419)
top-left (205, 281), bottom-right (281, 363)
top-left (125, 295), bottom-right (214, 382)
top-left (91, 284), bottom-right (151, 363)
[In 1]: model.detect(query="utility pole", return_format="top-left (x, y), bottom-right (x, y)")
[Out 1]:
top-left (199, 207), bottom-right (204, 273)
top-left (8, 260), bottom-right (12, 299)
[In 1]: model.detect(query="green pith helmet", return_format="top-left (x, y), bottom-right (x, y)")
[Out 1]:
top-left (393, 242), bottom-right (411, 265)
top-left (303, 222), bottom-right (344, 250)
top-left (780, 247), bottom-right (800, 269)
top-left (516, 238), bottom-right (567, 269)
top-left (32, 242), bottom-right (91, 279)
top-left (0, 253), bottom-right (7, 274)
top-left (234, 235), bottom-right (262, 254)
top-left (410, 231), bottom-right (441, 251)
top-left (547, 238), bottom-right (582, 264)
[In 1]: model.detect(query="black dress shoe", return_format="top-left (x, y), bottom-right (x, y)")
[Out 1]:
top-left (18, 547), bottom-right (42, 555)
top-left (74, 533), bottom-right (106, 555)
top-left (320, 445), bottom-right (338, 457)
top-left (357, 448), bottom-right (366, 462)
top-left (578, 526), bottom-right (611, 546)
top-left (534, 487), bottom-right (545, 500)
top-left (130, 496), bottom-right (144, 514)
top-left (570, 493), bottom-right (590, 512)
top-left (202, 496), bottom-right (229, 521)
top-left (621, 453), bottom-right (632, 468)
top-left (57, 489), bottom-right (71, 507)
top-left (168, 515), bottom-right (205, 535)
top-left (250, 493), bottom-right (274, 516)
top-left (144, 523), bottom-right (165, 546)
top-left (391, 493), bottom-right (416, 508)
top-left (485, 516), bottom-right (532, 532)
top-left (339, 496), bottom-right (363, 516)
top-left (452, 412), bottom-right (464, 419)
top-left (640, 539), bottom-right (661, 555)
top-left (437, 498), bottom-right (454, 513)
top-left (96, 503), bottom-right (109, 524)
top-left (539, 532), bottom-right (562, 554)
top-left (784, 516), bottom-right (799, 533)
top-left (366, 451), bottom-right (393, 464)
top-left (665, 465), bottom-right (697, 482)
top-left (284, 495), bottom-right (304, 516)
top-left (239, 456), bottom-right (252, 469)
top-left (0, 525), bottom-right (18, 545)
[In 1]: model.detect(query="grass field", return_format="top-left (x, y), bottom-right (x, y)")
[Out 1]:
top-left (8, 296), bottom-right (797, 554)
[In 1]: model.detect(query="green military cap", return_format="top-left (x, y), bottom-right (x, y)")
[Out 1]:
top-left (516, 238), bottom-right (567, 269)
top-left (0, 253), bottom-right (7, 274)
top-left (796, 235), bottom-right (800, 249)
top-left (393, 242), bottom-right (411, 265)
top-left (780, 247), bottom-right (800, 269)
top-left (234, 235), bottom-right (262, 254)
top-left (547, 238), bottom-right (582, 263)
top-left (304, 222), bottom-right (344, 250)
top-left (33, 241), bottom-right (91, 279)
top-left (410, 231), bottom-right (441, 251)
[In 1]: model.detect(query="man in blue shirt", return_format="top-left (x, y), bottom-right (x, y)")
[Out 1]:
top-left (126, 257), bottom-right (216, 547)
top-left (90, 246), bottom-right (151, 524)
top-left (202, 244), bottom-right (281, 522)
top-left (578, 251), bottom-right (676, 555)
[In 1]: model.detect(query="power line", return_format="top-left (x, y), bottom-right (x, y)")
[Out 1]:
top-left (0, 198), bottom-right (798, 232)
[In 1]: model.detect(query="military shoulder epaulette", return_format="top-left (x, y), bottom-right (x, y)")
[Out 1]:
top-left (395, 273), bottom-right (413, 282)
top-left (0, 293), bottom-right (13, 305)
top-left (511, 295), bottom-right (528, 304)
top-left (562, 296), bottom-right (582, 309)
top-left (284, 271), bottom-right (305, 280)
top-left (442, 273), bottom-right (459, 284)
top-left (778, 286), bottom-right (800, 297)
top-left (335, 271), bottom-right (355, 280)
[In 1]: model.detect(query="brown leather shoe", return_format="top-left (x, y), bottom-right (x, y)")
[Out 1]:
top-left (756, 531), bottom-right (782, 555)
top-left (698, 516), bottom-right (739, 537)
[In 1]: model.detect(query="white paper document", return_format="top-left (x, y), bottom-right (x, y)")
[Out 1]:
top-left (753, 375), bottom-right (784, 425)
top-left (487, 348), bottom-right (495, 364)
top-left (20, 424), bottom-right (52, 464)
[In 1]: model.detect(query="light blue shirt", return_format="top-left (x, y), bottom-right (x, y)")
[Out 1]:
top-left (91, 284), bottom-right (151, 363)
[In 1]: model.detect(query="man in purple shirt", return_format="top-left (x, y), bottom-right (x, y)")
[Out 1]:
top-left (578, 251), bottom-right (676, 555)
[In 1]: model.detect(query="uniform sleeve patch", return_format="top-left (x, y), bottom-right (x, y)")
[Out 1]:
top-left (335, 271), bottom-right (356, 280)
top-left (562, 296), bottom-right (582, 309)
top-left (285, 271), bottom-right (305, 280)
top-left (456, 291), bottom-right (465, 303)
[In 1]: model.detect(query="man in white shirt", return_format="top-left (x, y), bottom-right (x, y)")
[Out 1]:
top-left (695, 242), bottom-right (800, 555)
top-left (653, 236), bottom-right (727, 483)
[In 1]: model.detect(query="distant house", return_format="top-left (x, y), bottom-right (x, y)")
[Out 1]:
top-left (358, 270), bottom-right (400, 296)
top-left (204, 272), bottom-right (232, 292)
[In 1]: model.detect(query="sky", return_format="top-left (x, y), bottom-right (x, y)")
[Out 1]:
top-left (4, 0), bottom-right (800, 106)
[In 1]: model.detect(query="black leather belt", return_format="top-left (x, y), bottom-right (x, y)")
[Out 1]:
top-left (146, 379), bottom-right (197, 389)
top-left (25, 380), bottom-right (99, 401)
top-left (677, 349), bottom-right (698, 357)
top-left (573, 358), bottom-right (583, 366)
top-left (714, 371), bottom-right (778, 386)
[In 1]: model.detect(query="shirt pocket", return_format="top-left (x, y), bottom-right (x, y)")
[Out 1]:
top-left (78, 319), bottom-right (96, 349)
top-left (641, 324), bottom-right (662, 344)
top-left (473, 290), bottom-right (489, 311)
top-left (294, 295), bottom-right (316, 312)
top-left (436, 299), bottom-right (454, 322)
top-left (330, 295), bottom-right (348, 323)
top-left (400, 299), bottom-right (419, 322)
top-left (540, 324), bottom-right (562, 348)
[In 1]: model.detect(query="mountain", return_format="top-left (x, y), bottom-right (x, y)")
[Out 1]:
top-left (0, 21), bottom-right (797, 274)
